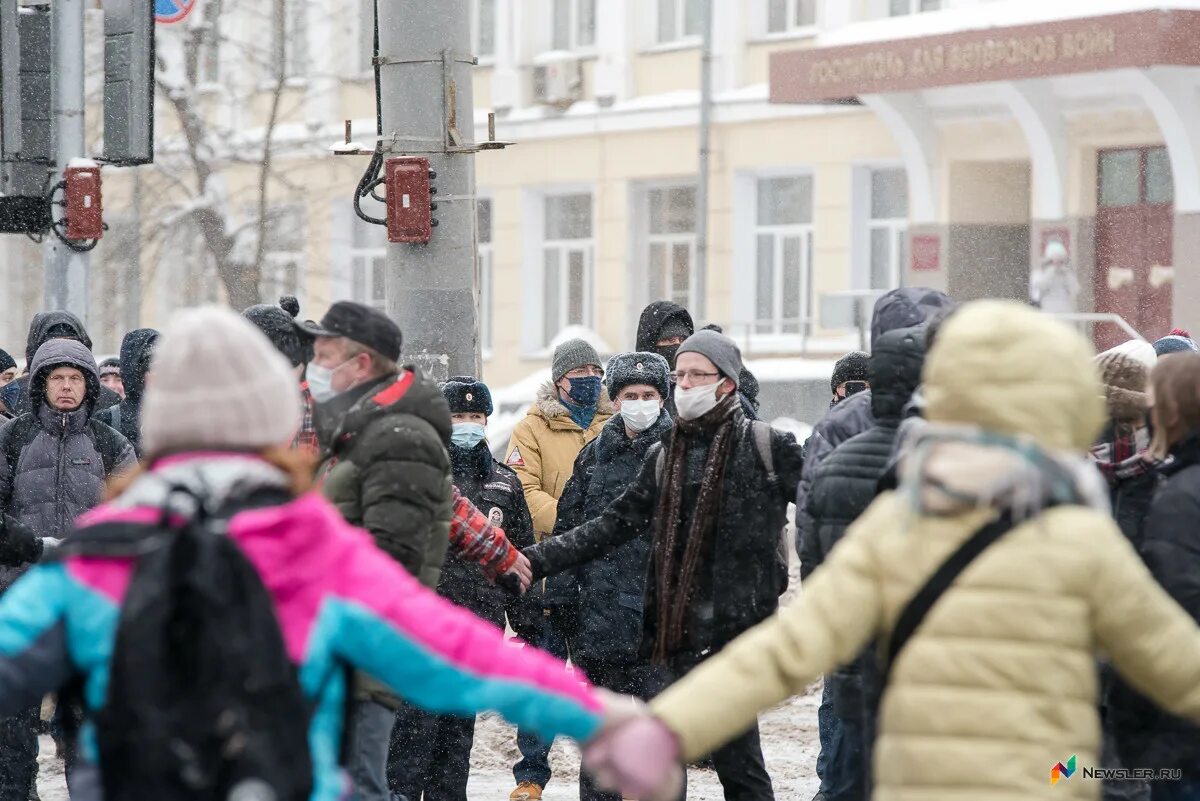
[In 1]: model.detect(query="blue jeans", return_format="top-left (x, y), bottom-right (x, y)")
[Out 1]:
top-left (348, 700), bottom-right (399, 801)
top-left (513, 613), bottom-right (572, 788)
top-left (816, 677), bottom-right (866, 801)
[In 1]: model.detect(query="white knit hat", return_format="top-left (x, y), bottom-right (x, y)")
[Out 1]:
top-left (141, 306), bottom-right (302, 458)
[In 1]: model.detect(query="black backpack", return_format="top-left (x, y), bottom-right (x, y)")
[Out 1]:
top-left (61, 484), bottom-right (314, 801)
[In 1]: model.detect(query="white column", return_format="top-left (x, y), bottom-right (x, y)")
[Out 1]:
top-left (1125, 67), bottom-right (1200, 214)
top-left (712, 0), bottom-right (745, 92)
top-left (861, 92), bottom-right (940, 224)
top-left (594, 0), bottom-right (632, 104)
top-left (997, 81), bottom-right (1066, 221)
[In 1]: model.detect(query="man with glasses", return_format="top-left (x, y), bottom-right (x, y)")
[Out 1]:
top-left (521, 329), bottom-right (804, 801)
top-left (504, 338), bottom-right (614, 801)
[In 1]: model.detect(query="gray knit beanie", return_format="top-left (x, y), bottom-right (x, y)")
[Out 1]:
top-left (676, 330), bottom-right (743, 388)
top-left (552, 338), bottom-right (601, 382)
top-left (141, 306), bottom-right (302, 457)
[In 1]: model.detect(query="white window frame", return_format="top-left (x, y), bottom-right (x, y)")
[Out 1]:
top-left (271, 0), bottom-right (309, 81)
top-left (260, 203), bottom-right (307, 307)
top-left (734, 172), bottom-right (816, 346)
top-left (889, 0), bottom-right (942, 16)
top-left (522, 188), bottom-right (596, 353)
top-left (762, 0), bottom-right (818, 39)
top-left (655, 0), bottom-right (702, 45)
top-left (637, 181), bottom-right (700, 316)
top-left (473, 0), bottom-right (496, 63)
top-left (551, 0), bottom-right (597, 52)
top-left (853, 165), bottom-right (908, 291)
top-left (349, 200), bottom-right (388, 311)
top-left (477, 195), bottom-right (495, 356)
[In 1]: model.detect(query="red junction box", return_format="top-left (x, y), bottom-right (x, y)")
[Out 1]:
top-left (385, 157), bottom-right (433, 244)
top-left (64, 163), bottom-right (103, 241)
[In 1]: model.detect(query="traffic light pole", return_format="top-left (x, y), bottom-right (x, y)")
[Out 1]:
top-left (376, 0), bottom-right (479, 382)
top-left (43, 0), bottom-right (89, 321)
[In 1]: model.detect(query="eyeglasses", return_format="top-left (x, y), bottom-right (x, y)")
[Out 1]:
top-left (671, 370), bottom-right (720, 383)
top-left (565, 367), bottom-right (604, 379)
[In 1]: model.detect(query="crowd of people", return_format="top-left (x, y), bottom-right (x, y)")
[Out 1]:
top-left (0, 290), bottom-right (1194, 801)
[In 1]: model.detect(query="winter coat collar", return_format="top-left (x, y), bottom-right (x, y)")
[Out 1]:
top-left (1164, 429), bottom-right (1200, 476)
top-left (531, 381), bottom-right (615, 431)
top-left (595, 407), bottom-right (673, 461)
top-left (35, 402), bottom-right (91, 436)
top-left (450, 440), bottom-right (493, 481)
top-left (316, 369), bottom-right (452, 455)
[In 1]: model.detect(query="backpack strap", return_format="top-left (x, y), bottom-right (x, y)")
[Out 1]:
top-left (881, 510), bottom-right (1022, 689)
top-left (750, 420), bottom-right (776, 486)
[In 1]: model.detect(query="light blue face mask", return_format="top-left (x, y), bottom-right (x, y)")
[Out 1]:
top-left (451, 422), bottom-right (487, 450)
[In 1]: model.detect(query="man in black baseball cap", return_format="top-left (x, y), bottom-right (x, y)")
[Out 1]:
top-left (305, 300), bottom-right (533, 801)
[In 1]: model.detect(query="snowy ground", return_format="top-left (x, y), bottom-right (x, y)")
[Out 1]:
top-left (35, 686), bottom-right (820, 800)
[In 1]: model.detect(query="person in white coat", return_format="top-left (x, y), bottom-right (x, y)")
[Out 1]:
top-left (1031, 238), bottom-right (1081, 314)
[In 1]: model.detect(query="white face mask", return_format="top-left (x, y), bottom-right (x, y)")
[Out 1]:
top-left (620, 399), bottom-right (662, 433)
top-left (674, 381), bottom-right (722, 421)
top-left (306, 358), bottom-right (352, 403)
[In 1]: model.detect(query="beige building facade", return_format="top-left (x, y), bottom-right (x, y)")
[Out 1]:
top-left (2, 0), bottom-right (1194, 396)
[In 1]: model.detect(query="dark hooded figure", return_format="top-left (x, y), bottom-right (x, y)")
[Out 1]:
top-left (803, 326), bottom-right (928, 801)
top-left (0, 339), bottom-right (134, 801)
top-left (94, 329), bottom-right (159, 457)
top-left (636, 301), bottom-right (695, 370)
top-left (0, 312), bottom-right (122, 418)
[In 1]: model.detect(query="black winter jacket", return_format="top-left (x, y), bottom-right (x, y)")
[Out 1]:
top-left (794, 287), bottom-right (952, 557)
top-left (553, 409), bottom-right (674, 671)
top-left (1, 312), bottom-right (122, 417)
top-left (95, 328), bottom-right (158, 457)
top-left (526, 411), bottom-right (803, 672)
top-left (440, 441), bottom-right (535, 631)
top-left (1111, 431), bottom-right (1200, 777)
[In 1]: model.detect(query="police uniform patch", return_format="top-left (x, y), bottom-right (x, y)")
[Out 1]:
top-left (507, 447), bottom-right (525, 467)
top-left (488, 507), bottom-right (505, 526)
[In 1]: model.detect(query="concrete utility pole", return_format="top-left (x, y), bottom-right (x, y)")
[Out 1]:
top-left (377, 0), bottom-right (479, 381)
top-left (44, 0), bottom-right (89, 321)
top-left (694, 0), bottom-right (715, 317)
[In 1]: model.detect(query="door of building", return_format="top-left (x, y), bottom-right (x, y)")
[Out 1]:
top-left (1094, 146), bottom-right (1174, 351)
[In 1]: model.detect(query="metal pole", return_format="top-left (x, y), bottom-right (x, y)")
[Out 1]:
top-left (377, 0), bottom-right (478, 382)
top-left (694, 0), bottom-right (714, 317)
top-left (44, 0), bottom-right (89, 321)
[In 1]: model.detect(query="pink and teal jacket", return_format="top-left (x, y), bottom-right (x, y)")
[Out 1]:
top-left (0, 454), bottom-right (604, 801)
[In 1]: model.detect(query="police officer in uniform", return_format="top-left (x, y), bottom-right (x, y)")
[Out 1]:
top-left (388, 377), bottom-right (538, 801)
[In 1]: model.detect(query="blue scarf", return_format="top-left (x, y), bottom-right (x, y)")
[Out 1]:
top-left (560, 394), bottom-right (597, 431)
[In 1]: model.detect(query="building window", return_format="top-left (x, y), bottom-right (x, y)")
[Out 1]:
top-left (349, 199), bottom-right (388, 310)
top-left (473, 0), bottom-right (496, 59)
top-left (657, 0), bottom-right (703, 43)
top-left (1099, 147), bottom-right (1173, 208)
top-left (552, 0), bottom-right (596, 51)
top-left (867, 168), bottom-right (908, 290)
top-left (478, 197), bottom-right (494, 352)
top-left (261, 204), bottom-right (306, 303)
top-left (890, 0), bottom-right (942, 16)
top-left (754, 176), bottom-right (813, 335)
top-left (646, 185), bottom-right (698, 311)
top-left (542, 193), bottom-right (593, 346)
top-left (767, 0), bottom-right (816, 34)
top-left (274, 0), bottom-right (308, 79)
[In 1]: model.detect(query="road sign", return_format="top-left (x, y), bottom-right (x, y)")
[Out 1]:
top-left (155, 0), bottom-right (194, 24)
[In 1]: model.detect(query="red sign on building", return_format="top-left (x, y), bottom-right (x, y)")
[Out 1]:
top-left (911, 234), bottom-right (941, 272)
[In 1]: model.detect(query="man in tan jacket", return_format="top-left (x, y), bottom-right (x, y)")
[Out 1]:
top-left (504, 337), bottom-right (613, 801)
top-left (584, 301), bottom-right (1200, 801)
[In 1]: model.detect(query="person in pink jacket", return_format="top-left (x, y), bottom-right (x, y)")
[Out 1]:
top-left (0, 306), bottom-right (630, 801)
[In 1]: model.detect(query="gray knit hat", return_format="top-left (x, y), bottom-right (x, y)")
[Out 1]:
top-left (606, 352), bottom-right (670, 400)
top-left (676, 330), bottom-right (743, 388)
top-left (141, 306), bottom-right (302, 457)
top-left (552, 338), bottom-right (601, 382)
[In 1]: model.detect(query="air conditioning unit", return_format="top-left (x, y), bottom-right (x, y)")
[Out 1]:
top-left (532, 56), bottom-right (583, 109)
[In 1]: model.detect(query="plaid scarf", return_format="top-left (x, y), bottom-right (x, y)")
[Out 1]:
top-left (1090, 426), bottom-right (1154, 484)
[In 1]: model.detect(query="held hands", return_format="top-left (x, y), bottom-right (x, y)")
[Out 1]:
top-left (491, 550), bottom-right (533, 596)
top-left (584, 691), bottom-right (684, 801)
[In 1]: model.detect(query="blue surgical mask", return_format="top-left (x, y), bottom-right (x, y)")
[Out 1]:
top-left (566, 376), bottom-right (603, 407)
top-left (451, 422), bottom-right (487, 450)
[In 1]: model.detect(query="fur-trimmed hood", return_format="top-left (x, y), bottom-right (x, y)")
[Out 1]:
top-left (532, 381), bottom-right (615, 423)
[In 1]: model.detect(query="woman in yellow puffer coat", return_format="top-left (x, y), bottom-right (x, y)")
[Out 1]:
top-left (584, 300), bottom-right (1200, 801)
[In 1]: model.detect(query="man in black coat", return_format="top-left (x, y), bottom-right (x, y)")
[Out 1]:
top-left (524, 330), bottom-right (803, 801)
top-left (95, 328), bottom-right (158, 457)
top-left (795, 288), bottom-right (953, 560)
top-left (388, 376), bottom-right (536, 801)
top-left (802, 326), bottom-right (926, 801)
top-left (554, 352), bottom-right (674, 801)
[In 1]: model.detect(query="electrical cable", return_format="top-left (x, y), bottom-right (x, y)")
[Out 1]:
top-left (352, 0), bottom-right (387, 227)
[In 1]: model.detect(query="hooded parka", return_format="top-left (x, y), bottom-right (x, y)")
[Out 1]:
top-left (648, 301), bottom-right (1200, 801)
top-left (0, 312), bottom-right (122, 418)
top-left (95, 328), bottom-right (158, 456)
